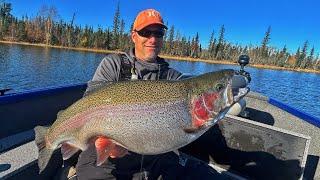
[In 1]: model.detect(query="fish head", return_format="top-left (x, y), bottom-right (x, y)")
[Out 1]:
top-left (185, 69), bottom-right (249, 131)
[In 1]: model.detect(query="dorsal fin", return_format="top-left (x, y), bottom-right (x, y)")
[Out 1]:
top-left (83, 81), bottom-right (114, 97)
top-left (57, 110), bottom-right (64, 118)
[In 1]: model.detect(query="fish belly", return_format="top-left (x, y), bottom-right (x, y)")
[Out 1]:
top-left (80, 99), bottom-right (200, 154)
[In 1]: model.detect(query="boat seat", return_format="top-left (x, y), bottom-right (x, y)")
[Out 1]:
top-left (0, 88), bottom-right (12, 96)
top-left (0, 139), bottom-right (68, 179)
top-left (0, 141), bottom-right (38, 179)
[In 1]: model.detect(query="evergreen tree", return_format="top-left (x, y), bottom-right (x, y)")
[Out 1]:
top-left (17, 19), bottom-right (26, 41)
top-left (215, 25), bottom-right (225, 59)
top-left (208, 30), bottom-right (215, 58)
top-left (94, 26), bottom-right (104, 48)
top-left (66, 13), bottom-right (75, 47)
top-left (186, 37), bottom-right (191, 56)
top-left (105, 28), bottom-right (112, 50)
top-left (111, 2), bottom-right (120, 49)
top-left (277, 45), bottom-right (288, 67)
top-left (315, 54), bottom-right (320, 70)
top-left (305, 46), bottom-right (315, 69)
top-left (193, 32), bottom-right (200, 58)
top-left (0, 2), bottom-right (12, 38)
top-left (119, 19), bottom-right (125, 50)
top-left (299, 41), bottom-right (309, 68)
top-left (261, 26), bottom-right (271, 57)
top-left (167, 25), bottom-right (175, 55)
top-left (39, 5), bottom-right (58, 45)
top-left (161, 21), bottom-right (169, 53)
top-left (295, 47), bottom-right (301, 67)
top-left (8, 17), bottom-right (17, 40)
top-left (173, 30), bottom-right (181, 55)
top-left (181, 36), bottom-right (187, 56)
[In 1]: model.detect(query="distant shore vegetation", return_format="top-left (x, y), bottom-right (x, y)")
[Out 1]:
top-left (0, 2), bottom-right (319, 73)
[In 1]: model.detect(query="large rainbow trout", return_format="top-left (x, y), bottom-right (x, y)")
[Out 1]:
top-left (34, 69), bottom-right (249, 173)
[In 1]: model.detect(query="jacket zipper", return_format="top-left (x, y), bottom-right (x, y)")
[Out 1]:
top-left (157, 64), bottom-right (161, 80)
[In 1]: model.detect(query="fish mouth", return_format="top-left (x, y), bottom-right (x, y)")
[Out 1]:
top-left (225, 80), bottom-right (250, 107)
top-left (233, 87), bottom-right (250, 102)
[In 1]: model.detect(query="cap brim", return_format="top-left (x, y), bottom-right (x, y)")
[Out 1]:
top-left (135, 22), bottom-right (167, 31)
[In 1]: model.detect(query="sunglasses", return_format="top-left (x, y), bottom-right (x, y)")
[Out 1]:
top-left (135, 29), bottom-right (165, 38)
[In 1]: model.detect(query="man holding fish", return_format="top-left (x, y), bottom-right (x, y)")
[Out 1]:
top-left (34, 9), bottom-right (249, 179)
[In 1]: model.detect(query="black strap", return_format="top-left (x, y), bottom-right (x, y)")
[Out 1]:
top-left (159, 68), bottom-right (169, 80)
top-left (119, 54), bottom-right (133, 81)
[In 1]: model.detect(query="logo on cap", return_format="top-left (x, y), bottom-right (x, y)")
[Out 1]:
top-left (147, 10), bottom-right (157, 17)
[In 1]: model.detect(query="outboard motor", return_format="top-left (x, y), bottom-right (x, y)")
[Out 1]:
top-left (227, 55), bottom-right (251, 117)
top-left (238, 54), bottom-right (251, 83)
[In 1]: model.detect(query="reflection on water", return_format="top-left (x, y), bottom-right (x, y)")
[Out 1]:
top-left (0, 44), bottom-right (105, 92)
top-left (0, 43), bottom-right (319, 119)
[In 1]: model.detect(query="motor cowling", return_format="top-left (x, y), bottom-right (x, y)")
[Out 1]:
top-left (227, 55), bottom-right (251, 117)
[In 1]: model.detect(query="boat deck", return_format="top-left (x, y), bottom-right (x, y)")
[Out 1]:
top-left (244, 92), bottom-right (319, 179)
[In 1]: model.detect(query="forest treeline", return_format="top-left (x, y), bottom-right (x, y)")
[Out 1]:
top-left (0, 2), bottom-right (319, 70)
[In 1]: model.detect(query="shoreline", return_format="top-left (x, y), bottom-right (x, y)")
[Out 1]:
top-left (1, 40), bottom-right (319, 74)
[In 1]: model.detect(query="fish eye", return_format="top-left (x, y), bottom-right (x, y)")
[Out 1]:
top-left (215, 83), bottom-right (224, 91)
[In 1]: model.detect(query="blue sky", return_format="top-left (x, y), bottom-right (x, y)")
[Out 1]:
top-left (7, 0), bottom-right (320, 55)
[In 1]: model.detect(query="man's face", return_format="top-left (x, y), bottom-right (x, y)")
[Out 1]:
top-left (132, 24), bottom-right (165, 62)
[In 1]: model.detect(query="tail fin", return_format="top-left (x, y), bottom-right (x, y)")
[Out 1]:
top-left (34, 126), bottom-right (54, 173)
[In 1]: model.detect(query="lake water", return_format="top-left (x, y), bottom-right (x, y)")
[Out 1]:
top-left (1, 43), bottom-right (319, 119)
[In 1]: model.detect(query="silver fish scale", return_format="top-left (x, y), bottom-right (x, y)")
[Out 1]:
top-left (80, 99), bottom-right (208, 155)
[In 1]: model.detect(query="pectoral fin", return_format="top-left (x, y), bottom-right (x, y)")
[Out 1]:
top-left (183, 126), bottom-right (203, 133)
top-left (173, 150), bottom-right (180, 156)
top-left (61, 142), bottom-right (80, 160)
top-left (110, 144), bottom-right (129, 158)
top-left (94, 137), bottom-right (129, 165)
top-left (95, 137), bottom-right (114, 166)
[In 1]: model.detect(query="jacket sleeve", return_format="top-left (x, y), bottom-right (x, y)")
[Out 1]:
top-left (166, 68), bottom-right (184, 80)
top-left (84, 54), bottom-right (121, 96)
top-left (92, 54), bottom-right (121, 82)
